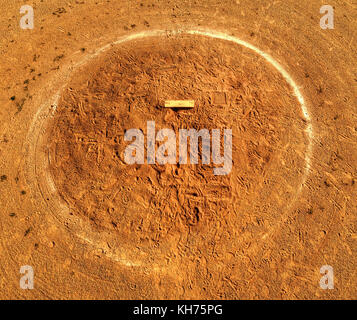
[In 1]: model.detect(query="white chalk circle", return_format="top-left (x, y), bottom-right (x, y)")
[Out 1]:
top-left (25, 29), bottom-right (314, 267)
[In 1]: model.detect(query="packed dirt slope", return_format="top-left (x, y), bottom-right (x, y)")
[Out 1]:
top-left (0, 0), bottom-right (356, 299)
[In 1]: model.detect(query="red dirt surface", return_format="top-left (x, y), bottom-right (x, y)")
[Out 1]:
top-left (0, 0), bottom-right (356, 299)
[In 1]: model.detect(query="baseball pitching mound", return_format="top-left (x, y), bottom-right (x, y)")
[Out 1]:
top-left (41, 34), bottom-right (308, 264)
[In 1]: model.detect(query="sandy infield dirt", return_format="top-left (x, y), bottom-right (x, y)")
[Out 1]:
top-left (0, 0), bottom-right (356, 299)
